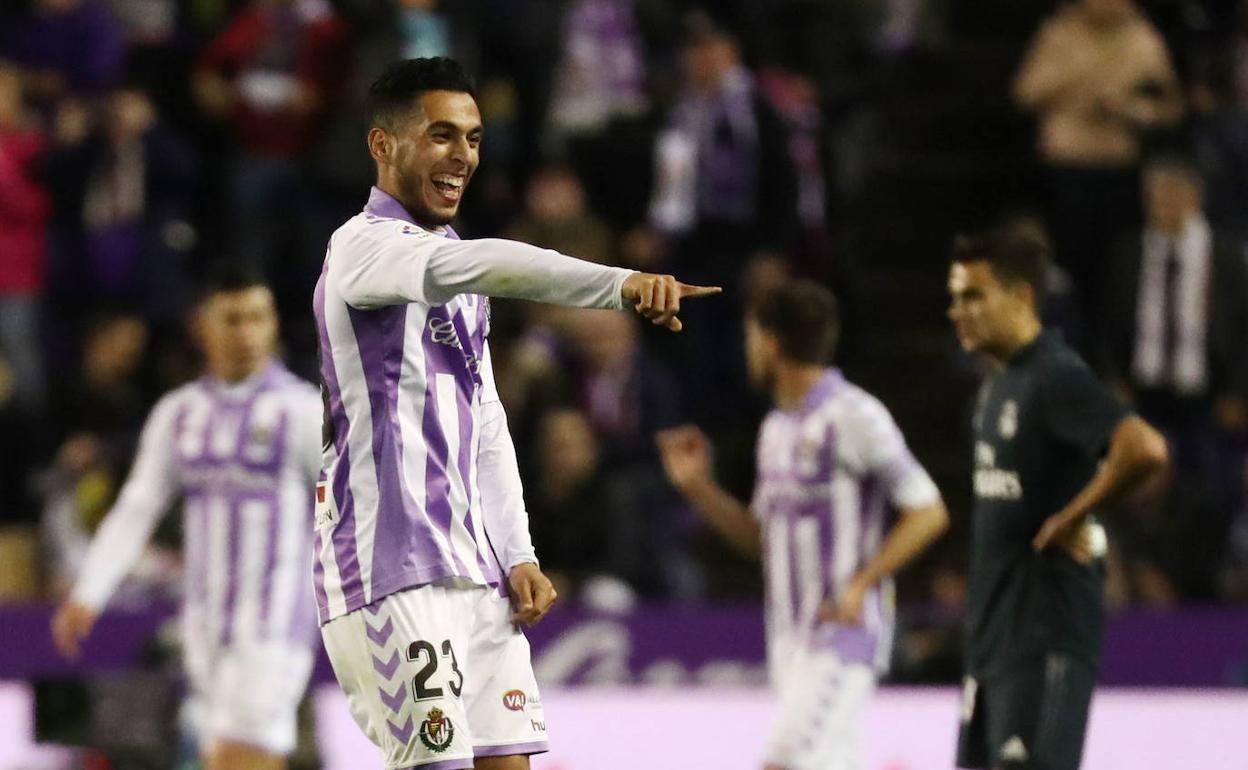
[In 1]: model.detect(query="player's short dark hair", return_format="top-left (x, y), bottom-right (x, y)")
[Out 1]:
top-left (950, 225), bottom-right (1050, 297)
top-left (748, 280), bottom-right (840, 365)
top-left (199, 261), bottom-right (268, 302)
top-left (368, 57), bottom-right (477, 131)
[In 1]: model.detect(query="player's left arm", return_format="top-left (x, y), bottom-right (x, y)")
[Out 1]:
top-left (1032, 415), bottom-right (1169, 555)
top-left (827, 402), bottom-right (949, 624)
top-left (475, 344), bottom-right (556, 626)
top-left (1031, 360), bottom-right (1170, 557)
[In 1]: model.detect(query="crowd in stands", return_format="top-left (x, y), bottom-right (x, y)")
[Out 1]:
top-left (1, 0), bottom-right (1246, 678)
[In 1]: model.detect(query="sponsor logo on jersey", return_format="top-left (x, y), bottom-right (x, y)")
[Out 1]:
top-left (960, 677), bottom-right (978, 723)
top-left (314, 483), bottom-right (337, 527)
top-left (973, 441), bottom-right (1022, 499)
top-left (973, 468), bottom-right (1024, 500)
top-left (1000, 736), bottom-right (1029, 762)
top-left (400, 224), bottom-right (430, 238)
top-left (502, 690), bottom-right (527, 711)
top-left (428, 315), bottom-right (483, 375)
top-left (998, 400), bottom-right (1018, 439)
top-left (418, 707), bottom-right (455, 753)
top-left (531, 719), bottom-right (546, 733)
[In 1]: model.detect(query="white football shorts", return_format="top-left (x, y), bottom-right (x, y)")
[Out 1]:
top-left (182, 641), bottom-right (315, 755)
top-left (765, 649), bottom-right (876, 770)
top-left (321, 579), bottom-right (549, 770)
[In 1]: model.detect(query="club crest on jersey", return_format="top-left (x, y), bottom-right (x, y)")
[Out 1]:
top-left (502, 690), bottom-right (526, 711)
top-left (997, 400), bottom-right (1019, 439)
top-left (418, 707), bottom-right (455, 753)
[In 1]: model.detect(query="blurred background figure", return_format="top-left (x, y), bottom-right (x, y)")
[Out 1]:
top-left (1013, 0), bottom-right (1182, 351)
top-left (42, 86), bottom-right (197, 359)
top-left (647, 9), bottom-right (797, 492)
top-left (193, 0), bottom-right (348, 290)
top-left (1103, 156), bottom-right (1248, 599)
top-left (0, 60), bottom-right (50, 416)
top-left (506, 161), bottom-right (616, 264)
top-left (0, 0), bottom-right (1245, 764)
top-left (545, 0), bottom-right (653, 228)
top-left (40, 313), bottom-right (157, 602)
top-left (527, 408), bottom-right (639, 611)
top-left (1185, 49), bottom-right (1248, 238)
top-left (0, 0), bottom-right (124, 103)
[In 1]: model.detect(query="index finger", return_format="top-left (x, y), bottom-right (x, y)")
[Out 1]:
top-left (677, 283), bottom-right (722, 298)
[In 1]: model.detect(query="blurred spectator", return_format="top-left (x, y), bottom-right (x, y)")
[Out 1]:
top-left (49, 313), bottom-right (151, 459)
top-left (1013, 0), bottom-right (1182, 347)
top-left (505, 162), bottom-right (615, 264)
top-left (892, 563), bottom-right (966, 683)
top-left (42, 87), bottom-right (197, 333)
top-left (564, 311), bottom-right (699, 598)
top-left (1103, 157), bottom-right (1248, 597)
top-left (1186, 51), bottom-right (1248, 236)
top-left (527, 408), bottom-right (635, 601)
top-left (648, 11), bottom-right (796, 251)
top-left (0, 61), bottom-right (50, 414)
top-left (194, 0), bottom-right (348, 270)
top-left (545, 0), bottom-right (654, 225)
top-left (398, 0), bottom-right (451, 60)
top-left (0, 0), bottom-right (124, 101)
top-left (647, 10), bottom-right (795, 433)
top-left (547, 0), bottom-right (647, 138)
top-left (38, 312), bottom-right (153, 596)
top-left (566, 310), bottom-right (683, 454)
top-left (756, 66), bottom-right (867, 362)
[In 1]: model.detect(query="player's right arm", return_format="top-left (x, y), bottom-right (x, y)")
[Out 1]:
top-left (51, 395), bottom-right (182, 660)
top-left (655, 425), bottom-right (761, 558)
top-left (330, 223), bottom-right (719, 331)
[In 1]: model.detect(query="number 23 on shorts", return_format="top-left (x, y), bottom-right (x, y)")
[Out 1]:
top-left (408, 638), bottom-right (464, 701)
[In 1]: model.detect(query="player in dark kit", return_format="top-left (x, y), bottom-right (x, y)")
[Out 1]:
top-left (946, 227), bottom-right (1170, 770)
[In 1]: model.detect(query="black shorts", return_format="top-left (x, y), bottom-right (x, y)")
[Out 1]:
top-left (955, 654), bottom-right (1095, 770)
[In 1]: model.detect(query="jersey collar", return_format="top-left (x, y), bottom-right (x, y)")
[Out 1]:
top-left (202, 358), bottom-right (281, 400)
top-left (1007, 329), bottom-right (1054, 368)
top-left (364, 186), bottom-right (455, 237)
top-left (795, 368), bottom-right (843, 415)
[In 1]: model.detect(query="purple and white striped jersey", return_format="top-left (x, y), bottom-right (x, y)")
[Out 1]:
top-left (73, 362), bottom-right (322, 649)
top-left (313, 187), bottom-right (633, 623)
top-left (752, 369), bottom-right (939, 674)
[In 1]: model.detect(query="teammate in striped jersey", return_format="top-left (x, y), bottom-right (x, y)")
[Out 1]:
top-left (657, 281), bottom-right (950, 770)
top-left (51, 265), bottom-right (322, 770)
top-left (314, 57), bottom-right (717, 770)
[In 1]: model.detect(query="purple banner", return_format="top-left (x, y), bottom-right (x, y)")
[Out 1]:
top-left (4, 604), bottom-right (1247, 687)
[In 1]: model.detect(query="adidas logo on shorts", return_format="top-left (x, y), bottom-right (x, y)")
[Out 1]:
top-left (1000, 736), bottom-right (1029, 762)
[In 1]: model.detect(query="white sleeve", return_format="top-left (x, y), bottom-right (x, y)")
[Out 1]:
top-left (476, 345), bottom-right (537, 571)
top-left (331, 220), bottom-right (635, 310)
top-left (843, 398), bottom-right (941, 511)
top-left (71, 395), bottom-right (182, 610)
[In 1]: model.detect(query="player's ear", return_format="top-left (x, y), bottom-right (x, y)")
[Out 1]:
top-left (367, 127), bottom-right (391, 164)
top-left (1018, 280), bottom-right (1040, 310)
